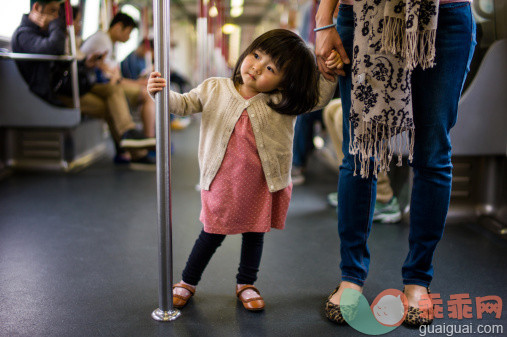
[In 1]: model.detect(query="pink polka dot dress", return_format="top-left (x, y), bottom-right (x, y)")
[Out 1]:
top-left (200, 109), bottom-right (293, 235)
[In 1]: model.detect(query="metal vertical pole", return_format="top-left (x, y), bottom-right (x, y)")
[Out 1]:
top-left (152, 0), bottom-right (181, 322)
top-left (64, 0), bottom-right (80, 109)
top-left (197, 0), bottom-right (207, 82)
top-left (207, 2), bottom-right (214, 76)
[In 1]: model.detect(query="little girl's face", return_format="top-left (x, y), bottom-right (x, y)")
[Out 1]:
top-left (239, 50), bottom-right (283, 96)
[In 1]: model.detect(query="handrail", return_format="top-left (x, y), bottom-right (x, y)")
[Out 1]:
top-left (0, 52), bottom-right (74, 62)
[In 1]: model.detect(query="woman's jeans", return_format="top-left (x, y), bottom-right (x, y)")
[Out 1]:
top-left (182, 230), bottom-right (265, 285)
top-left (336, 3), bottom-right (476, 287)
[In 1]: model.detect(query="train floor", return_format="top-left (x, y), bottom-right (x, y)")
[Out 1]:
top-left (1, 121), bottom-right (506, 337)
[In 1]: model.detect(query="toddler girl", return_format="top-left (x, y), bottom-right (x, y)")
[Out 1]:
top-left (148, 29), bottom-right (340, 311)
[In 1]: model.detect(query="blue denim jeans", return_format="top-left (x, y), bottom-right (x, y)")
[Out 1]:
top-left (292, 110), bottom-right (323, 167)
top-left (336, 2), bottom-right (476, 287)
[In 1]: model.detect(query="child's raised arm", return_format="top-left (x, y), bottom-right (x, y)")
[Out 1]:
top-left (147, 71), bottom-right (211, 117)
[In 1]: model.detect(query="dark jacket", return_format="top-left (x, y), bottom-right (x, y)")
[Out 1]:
top-left (11, 14), bottom-right (66, 104)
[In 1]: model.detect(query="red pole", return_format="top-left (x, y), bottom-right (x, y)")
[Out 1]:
top-left (112, 0), bottom-right (119, 16)
top-left (64, 0), bottom-right (73, 26)
top-left (207, 1), bottom-right (213, 35)
top-left (199, 0), bottom-right (205, 18)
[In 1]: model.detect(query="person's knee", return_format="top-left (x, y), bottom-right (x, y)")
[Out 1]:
top-left (98, 83), bottom-right (118, 96)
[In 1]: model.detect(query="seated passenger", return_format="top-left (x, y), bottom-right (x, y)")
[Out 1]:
top-left (81, 13), bottom-right (156, 139)
top-left (121, 40), bottom-right (152, 81)
top-left (10, 0), bottom-right (155, 163)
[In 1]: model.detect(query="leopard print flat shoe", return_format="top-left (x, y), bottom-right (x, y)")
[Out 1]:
top-left (403, 287), bottom-right (434, 327)
top-left (324, 285), bottom-right (346, 324)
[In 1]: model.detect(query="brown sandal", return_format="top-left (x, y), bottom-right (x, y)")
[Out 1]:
top-left (236, 285), bottom-right (265, 311)
top-left (172, 281), bottom-right (196, 309)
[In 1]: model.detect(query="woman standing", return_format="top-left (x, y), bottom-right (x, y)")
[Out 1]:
top-left (314, 0), bottom-right (476, 327)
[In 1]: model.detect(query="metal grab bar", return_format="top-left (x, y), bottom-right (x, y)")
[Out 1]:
top-left (0, 52), bottom-right (75, 62)
top-left (151, 0), bottom-right (180, 323)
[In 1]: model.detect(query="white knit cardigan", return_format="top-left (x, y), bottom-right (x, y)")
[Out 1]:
top-left (167, 76), bottom-right (336, 192)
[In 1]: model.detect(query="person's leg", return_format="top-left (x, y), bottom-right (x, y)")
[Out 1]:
top-left (336, 4), bottom-right (376, 289)
top-left (327, 5), bottom-right (372, 308)
top-left (375, 172), bottom-right (393, 204)
top-left (323, 99), bottom-right (344, 168)
top-left (88, 83), bottom-right (136, 141)
top-left (236, 232), bottom-right (265, 302)
top-left (402, 2), bottom-right (476, 306)
top-left (140, 89), bottom-right (156, 138)
top-left (173, 229), bottom-right (225, 305)
top-left (291, 110), bottom-right (323, 184)
top-left (292, 110), bottom-right (322, 168)
top-left (236, 232), bottom-right (264, 284)
top-left (180, 229), bottom-right (226, 287)
top-left (121, 81), bottom-right (156, 138)
top-left (77, 90), bottom-right (126, 158)
top-left (372, 172), bottom-right (402, 223)
top-left (323, 100), bottom-right (343, 207)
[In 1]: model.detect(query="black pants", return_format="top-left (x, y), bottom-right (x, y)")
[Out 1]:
top-left (182, 229), bottom-right (265, 286)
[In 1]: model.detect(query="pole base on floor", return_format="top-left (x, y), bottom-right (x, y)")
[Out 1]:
top-left (151, 308), bottom-right (181, 321)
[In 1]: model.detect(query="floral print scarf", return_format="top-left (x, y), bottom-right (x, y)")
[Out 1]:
top-left (350, 0), bottom-right (439, 178)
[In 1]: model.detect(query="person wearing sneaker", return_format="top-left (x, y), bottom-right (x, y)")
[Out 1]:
top-left (119, 129), bottom-right (156, 149)
top-left (316, 0), bottom-right (476, 328)
top-left (323, 100), bottom-right (401, 223)
top-left (327, 172), bottom-right (402, 224)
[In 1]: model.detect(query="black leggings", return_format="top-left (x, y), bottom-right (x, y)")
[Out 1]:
top-left (182, 229), bottom-right (265, 286)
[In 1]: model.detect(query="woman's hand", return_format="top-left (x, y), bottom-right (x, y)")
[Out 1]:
top-left (147, 72), bottom-right (166, 97)
top-left (315, 28), bottom-right (349, 79)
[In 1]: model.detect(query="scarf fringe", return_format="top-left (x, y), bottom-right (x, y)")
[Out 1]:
top-left (381, 17), bottom-right (437, 70)
top-left (381, 16), bottom-right (405, 56)
top-left (349, 120), bottom-right (415, 178)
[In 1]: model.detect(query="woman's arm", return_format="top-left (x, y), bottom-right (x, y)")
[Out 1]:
top-left (315, 0), bottom-right (349, 79)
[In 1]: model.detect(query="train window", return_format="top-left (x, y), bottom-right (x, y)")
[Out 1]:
top-left (82, 0), bottom-right (101, 40)
top-left (0, 0), bottom-right (29, 40)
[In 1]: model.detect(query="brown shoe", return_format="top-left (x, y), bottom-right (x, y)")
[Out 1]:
top-left (403, 287), bottom-right (434, 327)
top-left (325, 284), bottom-right (346, 324)
top-left (172, 282), bottom-right (195, 309)
top-left (236, 285), bottom-right (265, 311)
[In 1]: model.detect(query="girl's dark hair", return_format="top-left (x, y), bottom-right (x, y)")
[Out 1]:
top-left (231, 29), bottom-right (320, 116)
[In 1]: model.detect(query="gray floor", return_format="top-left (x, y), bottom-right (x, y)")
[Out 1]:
top-left (1, 122), bottom-right (506, 337)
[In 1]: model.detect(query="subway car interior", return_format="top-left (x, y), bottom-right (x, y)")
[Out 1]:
top-left (0, 0), bottom-right (506, 336)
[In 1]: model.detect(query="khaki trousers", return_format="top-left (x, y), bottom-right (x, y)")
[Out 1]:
top-left (323, 99), bottom-right (393, 203)
top-left (62, 83), bottom-right (136, 143)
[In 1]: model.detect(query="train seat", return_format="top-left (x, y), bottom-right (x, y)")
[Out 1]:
top-left (448, 38), bottom-right (507, 235)
top-left (0, 57), bottom-right (108, 172)
top-left (451, 38), bottom-right (507, 156)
